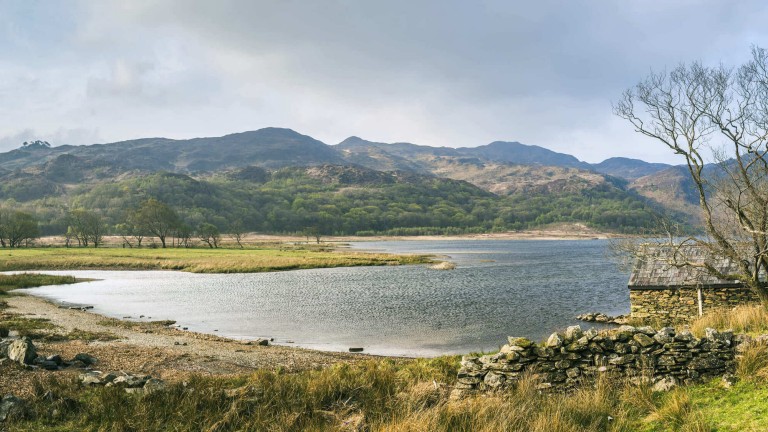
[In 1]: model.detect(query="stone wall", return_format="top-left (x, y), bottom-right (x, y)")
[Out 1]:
top-left (630, 286), bottom-right (759, 322)
top-left (456, 325), bottom-right (739, 393)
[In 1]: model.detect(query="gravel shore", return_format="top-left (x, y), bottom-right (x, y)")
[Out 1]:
top-left (1, 294), bottom-right (382, 396)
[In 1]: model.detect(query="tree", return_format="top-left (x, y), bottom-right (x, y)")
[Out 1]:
top-left (197, 223), bottom-right (220, 248)
top-left (228, 220), bottom-right (246, 248)
top-left (0, 209), bottom-right (39, 248)
top-left (615, 46), bottom-right (768, 304)
top-left (66, 209), bottom-right (105, 247)
top-left (134, 199), bottom-right (180, 248)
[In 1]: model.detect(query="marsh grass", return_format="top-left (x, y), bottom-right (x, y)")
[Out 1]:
top-left (0, 273), bottom-right (78, 295)
top-left (0, 247), bottom-right (431, 273)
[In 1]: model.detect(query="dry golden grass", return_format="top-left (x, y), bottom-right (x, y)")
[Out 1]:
top-left (689, 305), bottom-right (768, 337)
top-left (0, 247), bottom-right (431, 273)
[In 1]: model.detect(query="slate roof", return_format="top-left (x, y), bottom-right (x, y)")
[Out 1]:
top-left (628, 245), bottom-right (744, 289)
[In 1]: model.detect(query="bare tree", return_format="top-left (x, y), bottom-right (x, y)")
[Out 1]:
top-left (615, 46), bottom-right (768, 304)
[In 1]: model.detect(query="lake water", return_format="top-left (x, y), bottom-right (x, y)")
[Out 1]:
top-left (19, 240), bottom-right (630, 357)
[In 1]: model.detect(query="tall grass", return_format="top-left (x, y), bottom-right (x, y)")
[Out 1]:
top-left (8, 359), bottom-right (719, 432)
top-left (689, 305), bottom-right (768, 336)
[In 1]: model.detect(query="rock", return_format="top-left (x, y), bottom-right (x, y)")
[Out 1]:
top-left (8, 338), bottom-right (36, 365)
top-left (80, 372), bottom-right (103, 386)
top-left (0, 327), bottom-right (8, 338)
top-left (0, 340), bottom-right (10, 359)
top-left (688, 354), bottom-right (725, 370)
top-left (143, 378), bottom-right (166, 394)
top-left (564, 325), bottom-right (583, 341)
top-left (507, 337), bottom-right (534, 348)
top-left (256, 338), bottom-right (270, 346)
top-left (633, 333), bottom-right (656, 348)
top-left (637, 326), bottom-right (656, 336)
top-left (67, 360), bottom-right (87, 369)
top-left (73, 353), bottom-right (97, 366)
top-left (546, 332), bottom-right (564, 349)
top-left (483, 371), bottom-right (505, 388)
top-left (565, 367), bottom-right (581, 379)
top-left (722, 374), bottom-right (738, 389)
top-left (348, 347), bottom-right (364, 353)
top-left (0, 394), bottom-right (25, 422)
top-left (40, 360), bottom-right (59, 371)
top-left (653, 332), bottom-right (675, 344)
top-left (112, 374), bottom-right (149, 388)
top-left (652, 376), bottom-right (677, 392)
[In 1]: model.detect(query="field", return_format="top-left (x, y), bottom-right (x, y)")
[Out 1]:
top-left (0, 246), bottom-right (431, 273)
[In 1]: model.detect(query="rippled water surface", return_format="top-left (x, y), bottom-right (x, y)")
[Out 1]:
top-left (20, 240), bottom-right (629, 356)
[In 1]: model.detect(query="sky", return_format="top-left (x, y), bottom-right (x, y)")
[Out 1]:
top-left (1, 1), bottom-right (767, 164)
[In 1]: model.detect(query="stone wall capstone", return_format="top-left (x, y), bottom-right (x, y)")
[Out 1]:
top-left (456, 325), bottom-right (740, 393)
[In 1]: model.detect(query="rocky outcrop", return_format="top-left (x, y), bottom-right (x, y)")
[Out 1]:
top-left (456, 325), bottom-right (738, 394)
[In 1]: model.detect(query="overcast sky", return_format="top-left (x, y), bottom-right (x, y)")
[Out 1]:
top-left (1, 1), bottom-right (767, 163)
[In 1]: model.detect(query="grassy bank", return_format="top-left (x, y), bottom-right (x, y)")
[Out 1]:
top-left (0, 246), bottom-right (431, 273)
top-left (7, 357), bottom-right (761, 432)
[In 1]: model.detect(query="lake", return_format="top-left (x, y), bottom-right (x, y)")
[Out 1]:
top-left (19, 240), bottom-right (630, 357)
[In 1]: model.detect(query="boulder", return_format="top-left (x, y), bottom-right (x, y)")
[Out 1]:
top-left (73, 353), bottom-right (97, 366)
top-left (8, 338), bottom-right (36, 365)
top-left (0, 394), bottom-right (25, 422)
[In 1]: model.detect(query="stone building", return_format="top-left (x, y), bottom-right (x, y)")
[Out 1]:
top-left (628, 246), bottom-right (759, 322)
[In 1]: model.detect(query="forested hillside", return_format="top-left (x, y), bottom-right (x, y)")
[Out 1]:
top-left (0, 129), bottom-right (696, 241)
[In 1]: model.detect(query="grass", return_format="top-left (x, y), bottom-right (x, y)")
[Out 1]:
top-left (0, 273), bottom-right (78, 295)
top-left (0, 247), bottom-right (432, 273)
top-left (7, 359), bottom-right (747, 432)
top-left (689, 305), bottom-right (768, 336)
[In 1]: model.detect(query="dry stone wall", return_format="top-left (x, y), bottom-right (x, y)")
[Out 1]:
top-left (456, 325), bottom-right (739, 393)
top-left (630, 287), bottom-right (759, 322)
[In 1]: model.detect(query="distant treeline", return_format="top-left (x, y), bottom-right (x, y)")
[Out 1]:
top-left (3, 167), bottom-right (684, 243)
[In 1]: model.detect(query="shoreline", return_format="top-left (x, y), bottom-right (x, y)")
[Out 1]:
top-left (1, 293), bottom-right (404, 396)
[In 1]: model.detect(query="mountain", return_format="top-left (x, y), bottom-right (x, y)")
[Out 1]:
top-left (592, 157), bottom-right (671, 180)
top-left (0, 127), bottom-right (697, 235)
top-left (457, 141), bottom-right (592, 170)
top-left (0, 128), bottom-right (344, 173)
top-left (629, 166), bottom-right (700, 223)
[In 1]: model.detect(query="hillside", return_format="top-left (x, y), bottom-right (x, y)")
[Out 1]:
top-left (0, 128), bottom-right (697, 236)
top-left (592, 157), bottom-right (671, 180)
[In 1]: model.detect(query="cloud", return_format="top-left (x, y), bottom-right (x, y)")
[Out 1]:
top-left (2, 1), bottom-right (768, 163)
